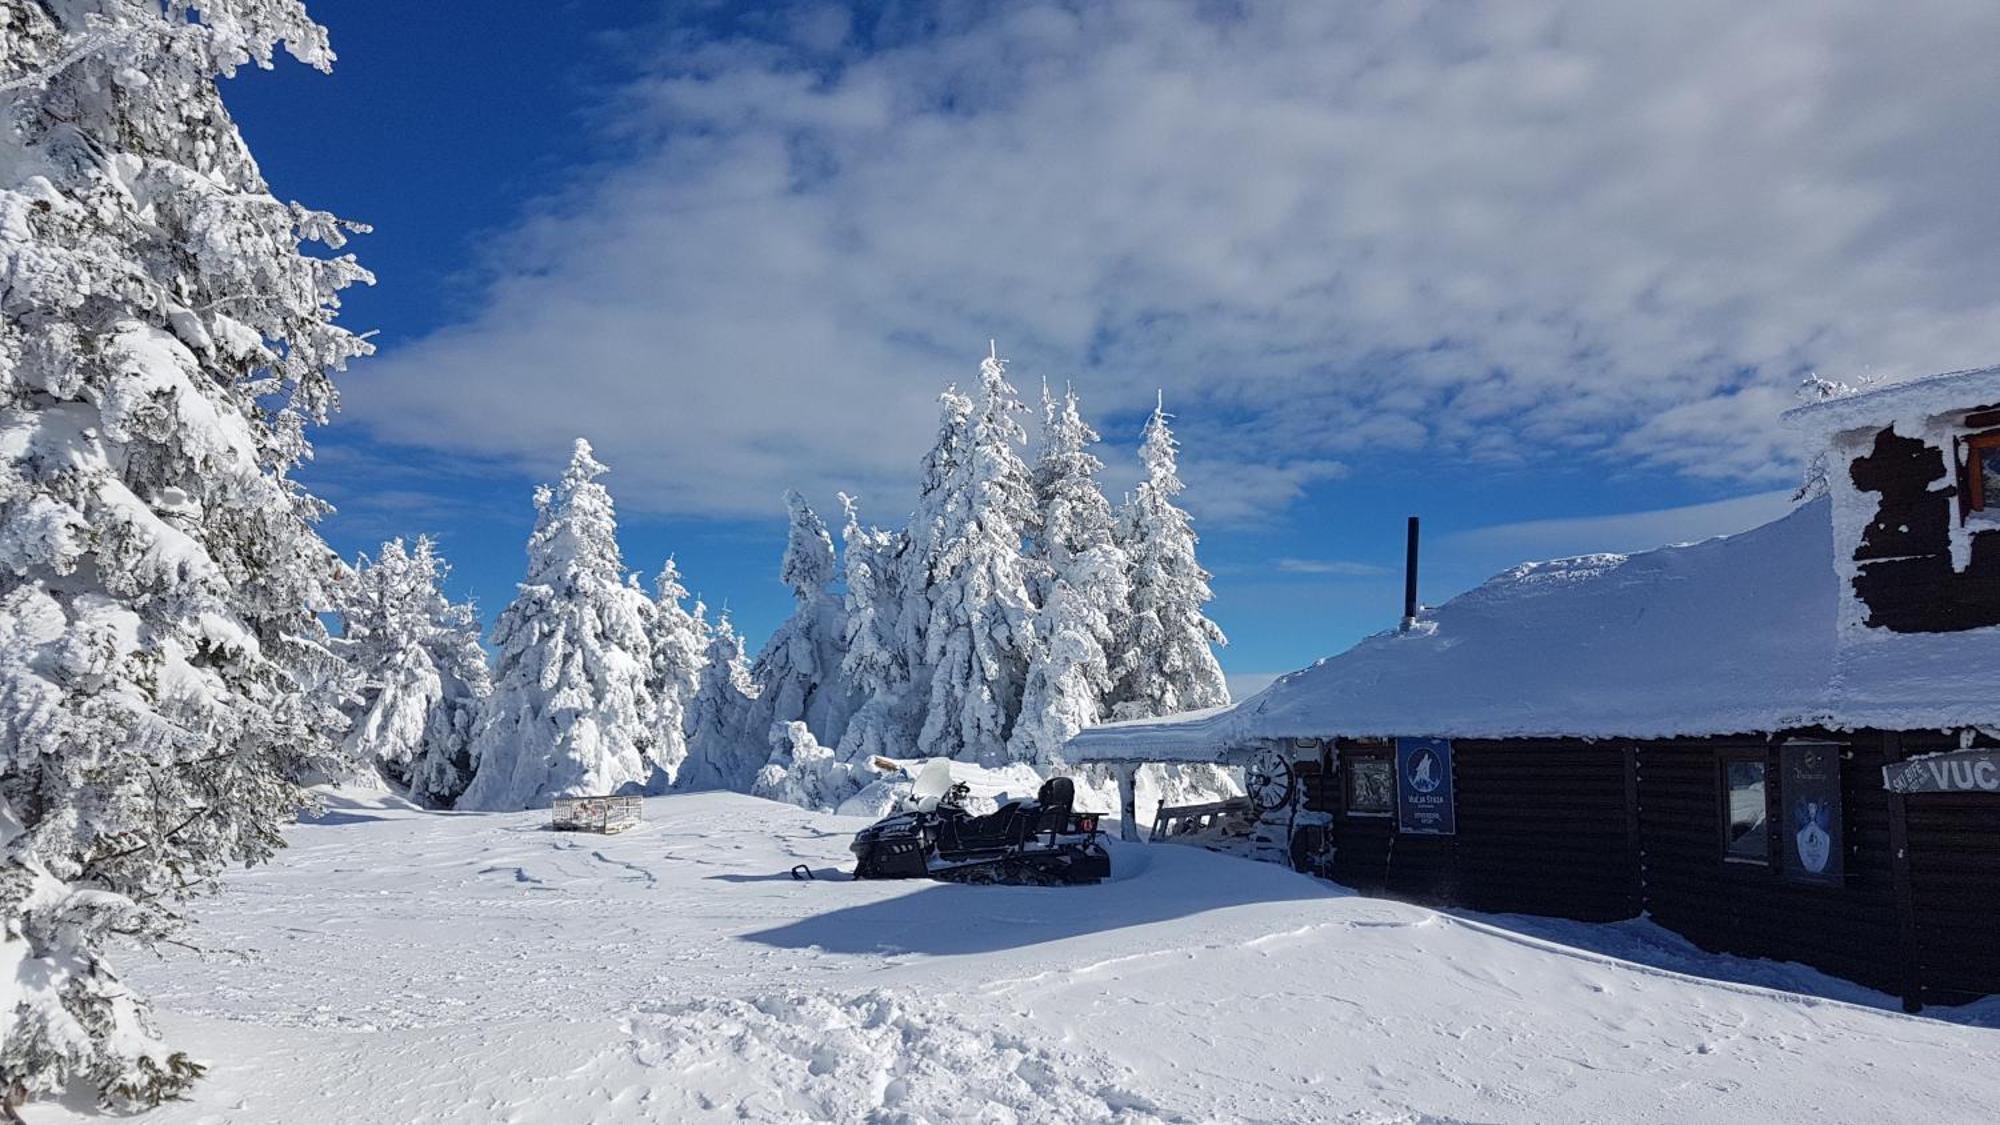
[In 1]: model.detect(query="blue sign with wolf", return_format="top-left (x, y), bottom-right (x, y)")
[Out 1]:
top-left (1395, 737), bottom-right (1456, 835)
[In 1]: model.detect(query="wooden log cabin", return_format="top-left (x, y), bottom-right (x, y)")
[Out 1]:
top-left (1068, 366), bottom-right (2000, 1012)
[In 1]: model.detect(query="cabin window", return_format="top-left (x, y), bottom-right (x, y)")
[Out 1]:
top-left (1720, 755), bottom-right (1771, 865)
top-left (1343, 752), bottom-right (1394, 817)
top-left (1965, 431), bottom-right (2000, 513)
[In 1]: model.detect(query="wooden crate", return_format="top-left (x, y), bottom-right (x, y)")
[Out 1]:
top-left (551, 795), bottom-right (642, 834)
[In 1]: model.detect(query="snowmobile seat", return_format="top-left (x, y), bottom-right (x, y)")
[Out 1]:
top-left (943, 803), bottom-right (1026, 853)
top-left (1035, 777), bottom-right (1075, 834)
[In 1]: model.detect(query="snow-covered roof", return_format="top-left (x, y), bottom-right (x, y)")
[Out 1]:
top-left (1069, 496), bottom-right (2000, 762)
top-left (1783, 365), bottom-right (2000, 438)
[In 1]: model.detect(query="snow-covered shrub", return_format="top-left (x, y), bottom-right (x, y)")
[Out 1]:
top-left (0, 0), bottom-right (371, 1107)
top-left (751, 722), bottom-right (867, 812)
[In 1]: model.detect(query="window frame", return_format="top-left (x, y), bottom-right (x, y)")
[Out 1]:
top-left (1962, 429), bottom-right (2000, 514)
top-left (1717, 748), bottom-right (1774, 868)
top-left (1341, 748), bottom-right (1396, 819)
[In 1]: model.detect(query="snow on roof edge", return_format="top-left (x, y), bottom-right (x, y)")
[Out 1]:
top-left (1783, 365), bottom-right (2000, 436)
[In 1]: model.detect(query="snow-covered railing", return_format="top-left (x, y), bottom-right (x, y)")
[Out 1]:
top-left (1150, 796), bottom-right (1253, 841)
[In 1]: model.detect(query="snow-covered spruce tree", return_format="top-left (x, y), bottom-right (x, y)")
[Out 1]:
top-left (335, 537), bottom-right (491, 805)
top-left (1112, 395), bottom-right (1230, 718)
top-left (832, 493), bottom-right (914, 762)
top-left (741, 491), bottom-right (850, 751)
top-left (894, 384), bottom-right (973, 730)
top-left (643, 558), bottom-right (706, 783)
top-left (1009, 385), bottom-right (1129, 767)
top-left (913, 350), bottom-right (1039, 766)
top-left (0, 1), bottom-right (370, 1109)
top-left (459, 440), bottom-right (663, 809)
top-left (676, 610), bottom-right (765, 791)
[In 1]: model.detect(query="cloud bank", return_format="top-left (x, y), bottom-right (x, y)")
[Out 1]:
top-left (345, 0), bottom-right (2000, 522)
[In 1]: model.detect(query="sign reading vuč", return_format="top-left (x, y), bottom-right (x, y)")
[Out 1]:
top-left (1882, 751), bottom-right (2000, 794)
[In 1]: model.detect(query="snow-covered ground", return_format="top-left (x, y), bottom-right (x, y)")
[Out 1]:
top-left (54, 790), bottom-right (1999, 1124)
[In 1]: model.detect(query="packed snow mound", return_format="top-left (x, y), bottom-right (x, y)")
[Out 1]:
top-left (626, 990), bottom-right (1170, 1123)
top-left (1074, 495), bottom-right (2000, 758)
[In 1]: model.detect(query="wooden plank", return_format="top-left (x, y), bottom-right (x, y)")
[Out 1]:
top-left (1883, 731), bottom-right (1923, 1012)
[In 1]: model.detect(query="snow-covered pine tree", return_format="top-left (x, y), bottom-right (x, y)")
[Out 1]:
top-left (913, 349), bottom-right (1039, 766)
top-left (742, 491), bottom-right (850, 751)
top-left (0, 1), bottom-right (370, 1108)
top-left (832, 493), bottom-right (914, 762)
top-left (459, 440), bottom-right (663, 809)
top-left (644, 558), bottom-right (707, 782)
top-left (676, 610), bottom-right (765, 791)
top-left (1010, 385), bottom-right (1129, 766)
top-left (336, 537), bottom-right (491, 805)
top-left (895, 385), bottom-right (973, 722)
top-left (1112, 395), bottom-right (1230, 718)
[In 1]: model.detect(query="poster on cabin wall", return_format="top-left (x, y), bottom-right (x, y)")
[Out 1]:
top-left (1781, 741), bottom-right (1843, 884)
top-left (1395, 737), bottom-right (1456, 835)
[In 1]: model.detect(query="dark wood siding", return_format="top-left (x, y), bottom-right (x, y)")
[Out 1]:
top-left (1634, 735), bottom-right (1902, 994)
top-left (1897, 731), bottom-right (2000, 1008)
top-left (1321, 739), bottom-right (1638, 922)
top-left (1299, 728), bottom-right (2000, 1005)
top-left (1451, 741), bottom-right (1639, 921)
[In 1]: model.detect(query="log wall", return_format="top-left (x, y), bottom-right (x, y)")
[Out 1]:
top-left (1897, 731), bottom-right (2000, 1008)
top-left (1300, 729), bottom-right (2000, 1007)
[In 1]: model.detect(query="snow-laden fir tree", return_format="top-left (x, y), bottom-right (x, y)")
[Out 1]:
top-left (1009, 385), bottom-right (1129, 766)
top-left (740, 492), bottom-right (851, 750)
top-left (676, 610), bottom-right (765, 791)
top-left (1112, 395), bottom-right (1230, 718)
top-left (643, 558), bottom-right (707, 782)
top-left (895, 384), bottom-right (973, 720)
top-left (912, 349), bottom-right (1040, 765)
top-left (336, 537), bottom-right (492, 806)
top-left (0, 0), bottom-right (370, 1108)
top-left (460, 440), bottom-right (663, 809)
top-left (832, 493), bottom-right (913, 762)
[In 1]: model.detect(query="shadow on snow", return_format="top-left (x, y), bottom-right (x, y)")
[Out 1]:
top-left (738, 842), bottom-right (1345, 957)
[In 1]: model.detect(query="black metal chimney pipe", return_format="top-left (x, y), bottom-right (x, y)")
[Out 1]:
top-left (1401, 516), bottom-right (1420, 632)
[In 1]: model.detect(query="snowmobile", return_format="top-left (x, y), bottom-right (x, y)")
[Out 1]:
top-left (850, 759), bottom-right (1112, 885)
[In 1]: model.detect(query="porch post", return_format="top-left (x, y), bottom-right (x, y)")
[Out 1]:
top-left (1116, 763), bottom-right (1140, 843)
top-left (1883, 731), bottom-right (1922, 1013)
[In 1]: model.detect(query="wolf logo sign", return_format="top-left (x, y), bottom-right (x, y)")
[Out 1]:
top-left (1781, 741), bottom-right (1843, 884)
top-left (1395, 737), bottom-right (1456, 835)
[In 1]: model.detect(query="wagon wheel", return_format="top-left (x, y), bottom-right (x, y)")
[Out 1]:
top-left (1244, 748), bottom-right (1296, 814)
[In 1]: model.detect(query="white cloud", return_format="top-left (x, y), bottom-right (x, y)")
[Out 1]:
top-left (1445, 489), bottom-right (1799, 566)
top-left (1274, 558), bottom-right (1393, 577)
top-left (1225, 671), bottom-right (1284, 702)
top-left (342, 0), bottom-right (2000, 518)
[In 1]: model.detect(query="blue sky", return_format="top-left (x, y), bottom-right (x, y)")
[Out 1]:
top-left (229, 1), bottom-right (2000, 690)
